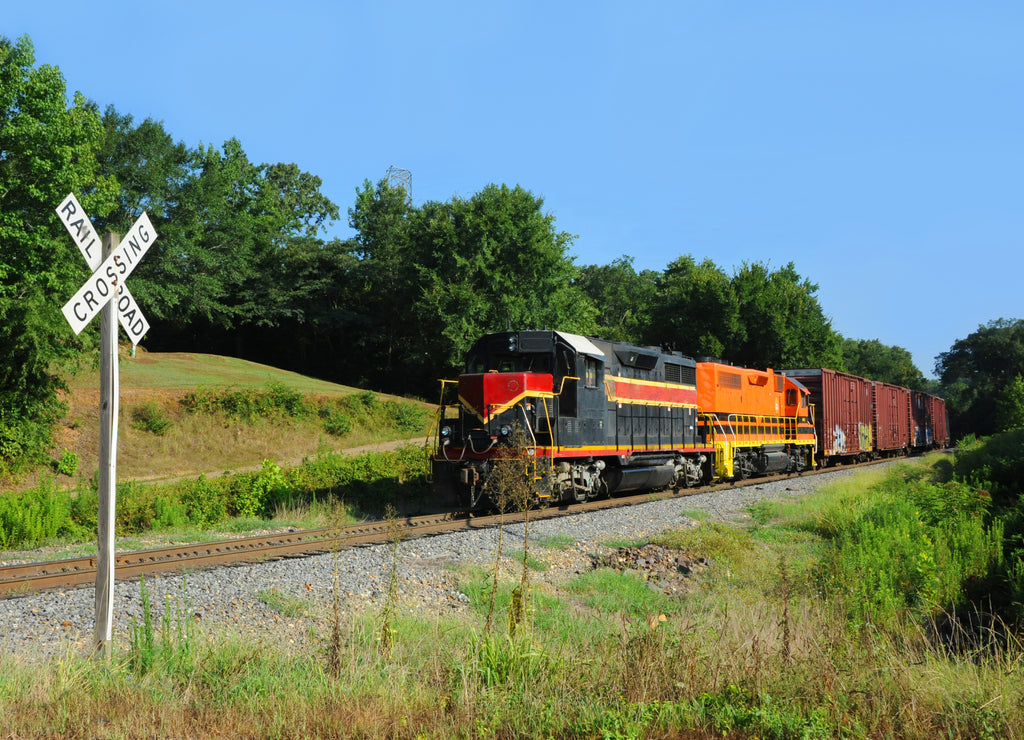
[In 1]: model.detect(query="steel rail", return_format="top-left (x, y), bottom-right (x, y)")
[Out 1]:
top-left (0, 457), bottom-right (899, 597)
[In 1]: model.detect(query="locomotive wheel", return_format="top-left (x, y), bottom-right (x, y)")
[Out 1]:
top-left (592, 476), bottom-right (610, 500)
top-left (735, 455), bottom-right (753, 480)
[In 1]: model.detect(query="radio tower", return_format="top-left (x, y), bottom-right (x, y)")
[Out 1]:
top-left (386, 165), bottom-right (412, 201)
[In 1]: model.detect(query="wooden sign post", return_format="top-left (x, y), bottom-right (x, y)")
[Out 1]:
top-left (55, 194), bottom-right (157, 657)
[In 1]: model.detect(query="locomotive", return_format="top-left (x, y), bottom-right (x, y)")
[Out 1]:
top-left (429, 330), bottom-right (818, 509)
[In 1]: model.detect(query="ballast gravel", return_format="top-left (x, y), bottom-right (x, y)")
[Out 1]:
top-left (0, 466), bottom-right (886, 661)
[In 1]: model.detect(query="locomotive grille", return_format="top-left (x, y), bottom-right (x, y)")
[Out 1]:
top-left (720, 372), bottom-right (742, 389)
top-left (664, 362), bottom-right (697, 386)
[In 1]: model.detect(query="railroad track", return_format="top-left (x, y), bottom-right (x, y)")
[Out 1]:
top-left (0, 459), bottom-right (897, 597)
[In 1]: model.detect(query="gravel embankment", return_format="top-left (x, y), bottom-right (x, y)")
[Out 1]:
top-left (0, 467), bottom-right (882, 661)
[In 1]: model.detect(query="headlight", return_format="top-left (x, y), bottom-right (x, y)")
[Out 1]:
top-left (440, 426), bottom-right (451, 438)
top-left (499, 425), bottom-right (512, 437)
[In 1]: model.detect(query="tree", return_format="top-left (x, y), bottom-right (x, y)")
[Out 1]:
top-left (728, 261), bottom-right (842, 370)
top-left (841, 338), bottom-right (926, 388)
top-left (411, 184), bottom-right (596, 388)
top-left (936, 318), bottom-right (1024, 438)
top-left (0, 35), bottom-right (117, 471)
top-left (131, 138), bottom-right (339, 356)
top-left (576, 256), bottom-right (657, 343)
top-left (643, 255), bottom-right (740, 358)
top-left (93, 105), bottom-right (192, 233)
top-left (344, 178), bottom-right (418, 387)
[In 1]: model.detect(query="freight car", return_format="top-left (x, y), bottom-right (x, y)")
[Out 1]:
top-left (783, 368), bottom-right (949, 467)
top-left (430, 330), bottom-right (815, 509)
top-left (912, 390), bottom-right (950, 451)
top-left (782, 368), bottom-right (876, 466)
top-left (874, 381), bottom-right (912, 457)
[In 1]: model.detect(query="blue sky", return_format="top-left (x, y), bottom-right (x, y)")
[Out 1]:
top-left (7, 1), bottom-right (1022, 377)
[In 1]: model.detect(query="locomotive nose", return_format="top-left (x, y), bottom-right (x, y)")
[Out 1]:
top-left (458, 371), bottom-right (553, 424)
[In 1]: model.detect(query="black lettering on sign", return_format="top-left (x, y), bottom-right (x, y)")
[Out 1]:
top-left (59, 197), bottom-right (76, 219)
top-left (127, 234), bottom-right (143, 260)
top-left (73, 301), bottom-right (88, 322)
top-left (84, 290), bottom-right (99, 311)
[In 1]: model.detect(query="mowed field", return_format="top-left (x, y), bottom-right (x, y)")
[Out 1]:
top-left (47, 348), bottom-right (431, 487)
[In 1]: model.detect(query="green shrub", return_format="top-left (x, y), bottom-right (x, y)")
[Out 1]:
top-left (320, 405), bottom-right (353, 436)
top-left (0, 478), bottom-right (76, 549)
top-left (117, 481), bottom-right (189, 533)
top-left (0, 406), bottom-right (58, 475)
top-left (954, 430), bottom-right (1024, 508)
top-left (815, 477), bottom-right (1004, 625)
top-left (226, 460), bottom-right (288, 518)
top-left (55, 449), bottom-right (79, 476)
top-left (70, 485), bottom-right (99, 532)
top-left (178, 475), bottom-right (228, 528)
top-left (130, 402), bottom-right (172, 435)
top-left (180, 383), bottom-right (311, 422)
top-left (385, 400), bottom-right (430, 433)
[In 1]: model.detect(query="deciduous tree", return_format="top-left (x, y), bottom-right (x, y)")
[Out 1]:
top-left (937, 318), bottom-right (1024, 437)
top-left (644, 256), bottom-right (740, 359)
top-left (576, 256), bottom-right (657, 343)
top-left (842, 338), bottom-right (926, 389)
top-left (729, 261), bottom-right (842, 370)
top-left (0, 35), bottom-right (117, 471)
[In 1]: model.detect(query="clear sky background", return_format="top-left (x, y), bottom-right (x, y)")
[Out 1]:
top-left (7, 1), bottom-right (1022, 377)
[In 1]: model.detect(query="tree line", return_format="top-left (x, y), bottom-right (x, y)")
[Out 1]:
top-left (1, 34), bottom-right (1020, 472)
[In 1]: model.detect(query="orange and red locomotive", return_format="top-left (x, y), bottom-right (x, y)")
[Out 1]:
top-left (430, 330), bottom-right (816, 508)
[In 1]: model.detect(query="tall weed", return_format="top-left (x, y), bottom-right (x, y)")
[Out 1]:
top-left (813, 468), bottom-right (1004, 626)
top-left (0, 476), bottom-right (77, 548)
top-left (127, 576), bottom-right (196, 678)
top-left (954, 430), bottom-right (1024, 507)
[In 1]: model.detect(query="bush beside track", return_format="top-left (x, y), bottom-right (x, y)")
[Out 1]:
top-left (0, 444), bottom-right (429, 551)
top-left (1, 373), bottom-right (434, 552)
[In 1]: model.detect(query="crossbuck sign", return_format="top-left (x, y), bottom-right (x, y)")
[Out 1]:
top-left (55, 192), bottom-right (158, 657)
top-left (57, 193), bottom-right (155, 344)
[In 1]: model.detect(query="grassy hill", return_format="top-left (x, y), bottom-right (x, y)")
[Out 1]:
top-left (42, 348), bottom-right (432, 489)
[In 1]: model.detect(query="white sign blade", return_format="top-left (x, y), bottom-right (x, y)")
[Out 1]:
top-left (61, 213), bottom-right (157, 334)
top-left (114, 283), bottom-right (150, 344)
top-left (56, 193), bottom-right (103, 270)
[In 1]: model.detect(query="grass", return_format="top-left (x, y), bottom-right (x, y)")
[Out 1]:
top-left (3, 452), bottom-right (1024, 738)
top-left (1, 351), bottom-right (436, 555)
top-left (68, 349), bottom-right (358, 394)
top-left (258, 587), bottom-right (316, 618)
top-left (33, 349), bottom-right (432, 492)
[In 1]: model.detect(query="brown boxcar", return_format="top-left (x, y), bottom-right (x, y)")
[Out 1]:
top-left (912, 391), bottom-right (950, 450)
top-left (784, 368), bottom-right (875, 465)
top-left (932, 395), bottom-right (950, 448)
top-left (873, 381), bottom-right (912, 455)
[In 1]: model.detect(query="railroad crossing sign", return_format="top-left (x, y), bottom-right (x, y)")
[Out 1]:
top-left (56, 193), bottom-right (156, 344)
top-left (55, 192), bottom-right (158, 658)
